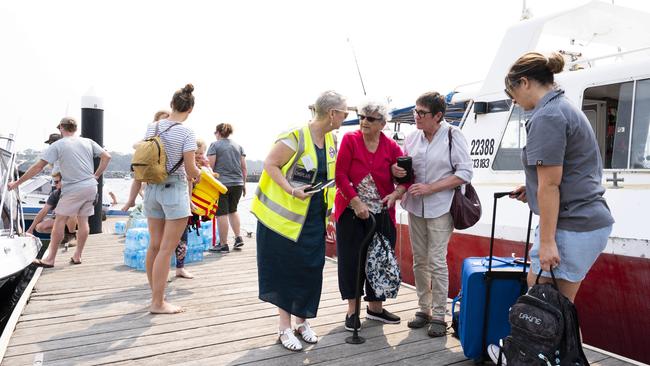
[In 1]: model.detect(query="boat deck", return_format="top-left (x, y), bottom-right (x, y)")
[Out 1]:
top-left (0, 220), bottom-right (635, 365)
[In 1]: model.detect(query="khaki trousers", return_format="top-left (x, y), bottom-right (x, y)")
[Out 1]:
top-left (408, 212), bottom-right (453, 320)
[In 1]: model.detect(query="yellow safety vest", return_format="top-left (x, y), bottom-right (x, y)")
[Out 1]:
top-left (251, 125), bottom-right (337, 242)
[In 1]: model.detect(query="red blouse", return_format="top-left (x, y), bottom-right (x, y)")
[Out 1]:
top-left (334, 130), bottom-right (405, 225)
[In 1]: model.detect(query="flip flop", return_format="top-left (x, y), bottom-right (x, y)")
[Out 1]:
top-left (69, 257), bottom-right (82, 265)
top-left (33, 259), bottom-right (54, 268)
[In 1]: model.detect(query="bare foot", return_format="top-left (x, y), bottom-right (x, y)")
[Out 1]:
top-left (150, 302), bottom-right (184, 314)
top-left (176, 268), bottom-right (194, 279)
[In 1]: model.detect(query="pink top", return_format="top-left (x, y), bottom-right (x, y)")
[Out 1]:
top-left (334, 130), bottom-right (405, 225)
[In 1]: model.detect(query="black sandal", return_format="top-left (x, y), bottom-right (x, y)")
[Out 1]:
top-left (407, 311), bottom-right (431, 329)
top-left (33, 259), bottom-right (54, 268)
top-left (427, 319), bottom-right (447, 337)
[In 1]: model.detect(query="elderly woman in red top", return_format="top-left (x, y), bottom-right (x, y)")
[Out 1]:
top-left (335, 99), bottom-right (408, 332)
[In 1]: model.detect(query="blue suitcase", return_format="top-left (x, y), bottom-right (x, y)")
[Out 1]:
top-left (452, 192), bottom-right (532, 362)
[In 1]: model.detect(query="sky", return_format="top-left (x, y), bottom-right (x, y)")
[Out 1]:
top-left (2, 0), bottom-right (650, 160)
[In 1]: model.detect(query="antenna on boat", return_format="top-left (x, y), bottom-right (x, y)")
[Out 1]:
top-left (521, 0), bottom-right (533, 20)
top-left (347, 38), bottom-right (367, 96)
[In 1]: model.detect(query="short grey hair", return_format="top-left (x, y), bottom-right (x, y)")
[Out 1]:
top-left (357, 98), bottom-right (391, 122)
top-left (314, 90), bottom-right (347, 118)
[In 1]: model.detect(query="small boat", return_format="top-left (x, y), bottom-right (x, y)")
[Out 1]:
top-left (0, 134), bottom-right (42, 325)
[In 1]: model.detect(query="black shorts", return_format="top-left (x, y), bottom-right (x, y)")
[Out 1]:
top-left (216, 185), bottom-right (244, 216)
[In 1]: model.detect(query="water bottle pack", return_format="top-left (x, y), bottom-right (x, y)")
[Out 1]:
top-left (124, 228), bottom-right (151, 270)
top-left (131, 218), bottom-right (148, 229)
top-left (114, 221), bottom-right (126, 235)
top-left (123, 227), bottom-right (203, 270)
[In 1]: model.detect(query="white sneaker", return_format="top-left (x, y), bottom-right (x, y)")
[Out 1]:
top-left (488, 344), bottom-right (506, 365)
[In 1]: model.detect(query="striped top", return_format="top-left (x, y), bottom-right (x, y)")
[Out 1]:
top-left (144, 120), bottom-right (197, 178)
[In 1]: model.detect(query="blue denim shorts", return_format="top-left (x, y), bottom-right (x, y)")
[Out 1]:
top-left (143, 175), bottom-right (191, 220)
top-left (530, 224), bottom-right (612, 282)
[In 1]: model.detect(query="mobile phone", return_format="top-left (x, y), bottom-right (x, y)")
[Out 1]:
top-left (304, 180), bottom-right (335, 194)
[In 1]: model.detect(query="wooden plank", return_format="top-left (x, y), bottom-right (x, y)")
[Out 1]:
top-left (1, 219), bottom-right (628, 366)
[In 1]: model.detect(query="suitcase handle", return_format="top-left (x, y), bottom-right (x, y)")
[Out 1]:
top-left (494, 191), bottom-right (514, 199)
top-left (488, 193), bottom-right (533, 274)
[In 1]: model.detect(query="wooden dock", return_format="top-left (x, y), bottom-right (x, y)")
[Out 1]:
top-left (1, 220), bottom-right (636, 366)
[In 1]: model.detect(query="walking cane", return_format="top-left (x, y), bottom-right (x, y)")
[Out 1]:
top-left (345, 213), bottom-right (376, 345)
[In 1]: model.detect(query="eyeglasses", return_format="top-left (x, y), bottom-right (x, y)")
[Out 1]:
top-left (504, 77), bottom-right (524, 100)
top-left (53, 180), bottom-right (61, 184)
top-left (413, 109), bottom-right (433, 118)
top-left (333, 109), bottom-right (349, 119)
top-left (359, 115), bottom-right (383, 123)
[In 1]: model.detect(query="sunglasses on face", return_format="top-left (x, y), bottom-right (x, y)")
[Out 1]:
top-left (413, 109), bottom-right (433, 118)
top-left (359, 115), bottom-right (383, 123)
top-left (504, 77), bottom-right (524, 100)
top-left (53, 180), bottom-right (61, 184)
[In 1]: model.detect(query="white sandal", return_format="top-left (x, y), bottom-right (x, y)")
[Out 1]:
top-left (278, 328), bottom-right (302, 351)
top-left (295, 321), bottom-right (318, 344)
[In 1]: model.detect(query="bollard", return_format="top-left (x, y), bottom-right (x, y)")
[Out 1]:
top-left (81, 89), bottom-right (104, 234)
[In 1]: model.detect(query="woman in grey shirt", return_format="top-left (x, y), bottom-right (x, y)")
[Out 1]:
top-left (488, 51), bottom-right (615, 365)
top-left (504, 52), bottom-right (614, 299)
top-left (207, 123), bottom-right (247, 253)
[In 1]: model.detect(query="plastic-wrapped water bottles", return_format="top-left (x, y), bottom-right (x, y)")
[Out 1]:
top-left (115, 221), bottom-right (126, 235)
top-left (124, 228), bottom-right (150, 270)
top-left (200, 225), bottom-right (218, 250)
top-left (132, 218), bottom-right (148, 228)
top-left (187, 230), bottom-right (203, 247)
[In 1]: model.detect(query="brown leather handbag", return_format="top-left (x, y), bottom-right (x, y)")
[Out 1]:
top-left (448, 128), bottom-right (481, 230)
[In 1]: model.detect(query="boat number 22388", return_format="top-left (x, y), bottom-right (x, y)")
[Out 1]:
top-left (469, 139), bottom-right (494, 169)
top-left (469, 139), bottom-right (495, 156)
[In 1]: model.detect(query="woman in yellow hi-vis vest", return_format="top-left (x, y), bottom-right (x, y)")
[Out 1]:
top-left (251, 91), bottom-right (347, 352)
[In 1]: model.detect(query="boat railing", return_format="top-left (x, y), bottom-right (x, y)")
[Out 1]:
top-left (567, 46), bottom-right (650, 70)
top-left (0, 134), bottom-right (24, 237)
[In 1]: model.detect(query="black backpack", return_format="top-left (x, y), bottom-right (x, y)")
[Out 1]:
top-left (496, 269), bottom-right (589, 366)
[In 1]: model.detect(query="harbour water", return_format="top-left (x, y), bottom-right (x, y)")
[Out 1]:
top-left (104, 178), bottom-right (258, 235)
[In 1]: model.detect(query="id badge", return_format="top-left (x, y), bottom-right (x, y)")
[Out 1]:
top-left (291, 166), bottom-right (315, 184)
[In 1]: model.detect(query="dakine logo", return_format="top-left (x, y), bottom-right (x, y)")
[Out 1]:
top-left (519, 313), bottom-right (542, 325)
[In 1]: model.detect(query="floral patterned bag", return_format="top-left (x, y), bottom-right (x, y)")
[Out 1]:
top-left (365, 231), bottom-right (401, 299)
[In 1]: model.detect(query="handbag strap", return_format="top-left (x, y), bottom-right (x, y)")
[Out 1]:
top-left (447, 128), bottom-right (456, 173)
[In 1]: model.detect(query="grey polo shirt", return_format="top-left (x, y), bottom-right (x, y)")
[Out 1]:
top-left (522, 89), bottom-right (614, 232)
top-left (401, 120), bottom-right (473, 219)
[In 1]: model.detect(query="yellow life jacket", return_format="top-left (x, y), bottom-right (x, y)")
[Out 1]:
top-left (251, 125), bottom-right (337, 242)
top-left (191, 167), bottom-right (228, 219)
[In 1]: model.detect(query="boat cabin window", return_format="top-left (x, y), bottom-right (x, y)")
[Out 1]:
top-left (631, 79), bottom-right (650, 169)
top-left (493, 79), bottom-right (650, 171)
top-left (583, 79), bottom-right (650, 169)
top-left (445, 100), bottom-right (471, 127)
top-left (492, 105), bottom-right (529, 170)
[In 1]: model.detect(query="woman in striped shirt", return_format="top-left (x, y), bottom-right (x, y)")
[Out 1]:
top-left (142, 84), bottom-right (202, 314)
